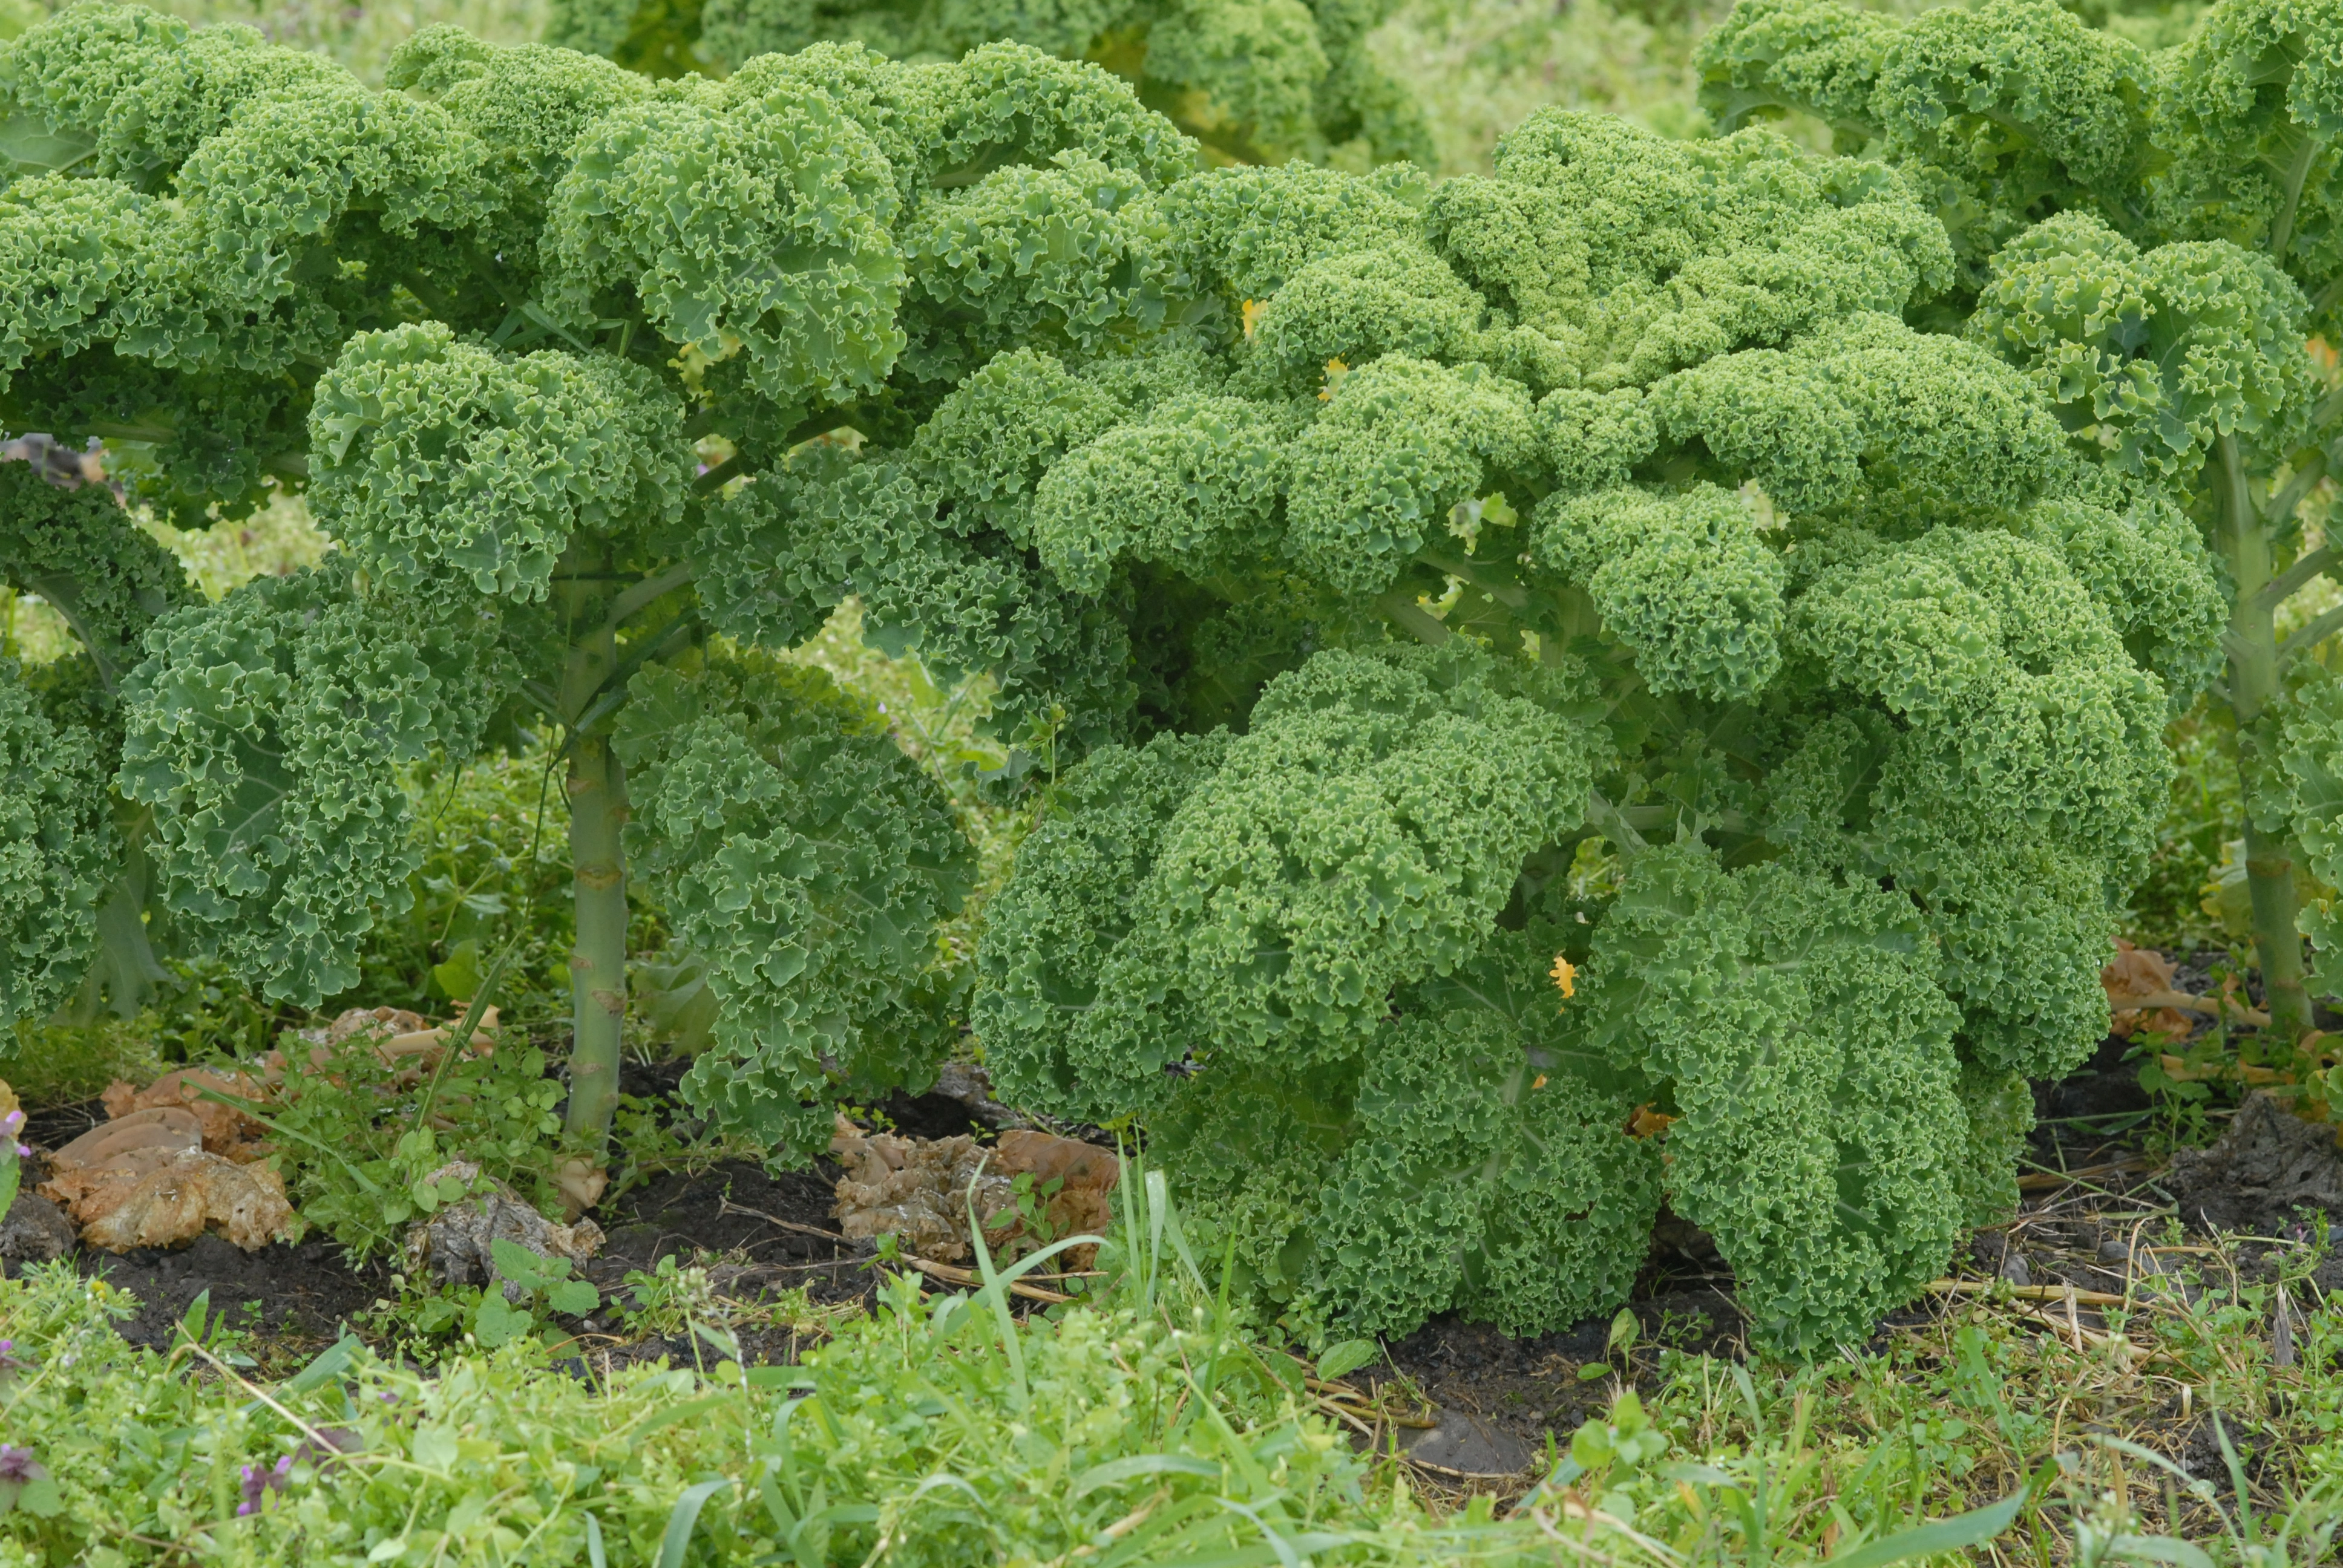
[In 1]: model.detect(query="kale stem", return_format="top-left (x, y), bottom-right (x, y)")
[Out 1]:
top-left (564, 733), bottom-right (630, 1143)
top-left (2220, 434), bottom-right (2312, 1040)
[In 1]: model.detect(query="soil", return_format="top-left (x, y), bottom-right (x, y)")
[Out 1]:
top-left (4, 1076), bottom-right (962, 1361)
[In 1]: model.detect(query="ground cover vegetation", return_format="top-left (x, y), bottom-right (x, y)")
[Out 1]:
top-left (11, 1160), bottom-right (2325, 1567)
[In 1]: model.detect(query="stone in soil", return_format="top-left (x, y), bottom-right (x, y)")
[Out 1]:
top-left (0, 1192), bottom-right (75, 1263)
top-left (405, 1160), bottom-right (606, 1302)
top-left (1395, 1409), bottom-right (1537, 1477)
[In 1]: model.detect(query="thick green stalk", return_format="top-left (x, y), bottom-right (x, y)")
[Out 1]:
top-left (565, 733), bottom-right (629, 1138)
top-left (2219, 436), bottom-right (2313, 1040)
top-left (555, 540), bottom-right (632, 1142)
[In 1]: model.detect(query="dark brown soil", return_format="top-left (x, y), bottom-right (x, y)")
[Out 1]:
top-left (2164, 1089), bottom-right (2343, 1233)
top-left (79, 1233), bottom-right (392, 1350)
top-left (6, 1080), bottom-right (967, 1362)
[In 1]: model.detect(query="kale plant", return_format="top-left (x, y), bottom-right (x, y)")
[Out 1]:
top-left (0, 5), bottom-right (1049, 1154)
top-left (2, 0), bottom-right (2321, 1352)
top-left (542, 0), bottom-right (1430, 168)
top-left (1698, 0), bottom-right (2343, 1056)
top-left (926, 98), bottom-right (2235, 1348)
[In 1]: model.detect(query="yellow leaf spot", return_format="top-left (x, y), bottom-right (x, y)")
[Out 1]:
top-left (1318, 357), bottom-right (1349, 400)
top-left (1628, 1104), bottom-right (1674, 1140)
top-left (1531, 1074), bottom-right (1547, 1090)
top-left (1241, 298), bottom-right (1267, 341)
top-left (1549, 953), bottom-right (1576, 1001)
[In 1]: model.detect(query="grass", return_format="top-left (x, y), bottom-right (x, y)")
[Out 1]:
top-left (11, 1147), bottom-right (2343, 1562)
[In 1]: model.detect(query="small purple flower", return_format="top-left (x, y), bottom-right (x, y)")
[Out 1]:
top-left (237, 1455), bottom-right (293, 1515)
top-left (1, 1108), bottom-right (22, 1133)
top-left (0, 1446), bottom-right (44, 1483)
top-left (0, 1340), bottom-right (21, 1374)
top-left (11, 1146), bottom-right (27, 1159)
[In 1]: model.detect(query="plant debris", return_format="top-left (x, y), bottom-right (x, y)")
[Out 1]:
top-left (830, 1116), bottom-right (1118, 1269)
top-left (100, 1068), bottom-right (269, 1160)
top-left (2102, 940), bottom-right (2198, 1039)
top-left (277, 1005), bottom-right (500, 1086)
top-left (40, 1106), bottom-right (298, 1253)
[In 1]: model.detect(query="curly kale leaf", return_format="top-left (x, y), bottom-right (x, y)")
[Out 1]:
top-left (172, 74), bottom-right (497, 331)
top-left (1308, 935), bottom-right (1661, 1338)
top-left (117, 560), bottom-right (513, 1005)
top-left (615, 651), bottom-right (974, 1156)
top-left (1159, 161), bottom-right (1421, 305)
top-left (0, 662), bottom-right (114, 1026)
top-left (2021, 494), bottom-right (2226, 711)
top-left (385, 28), bottom-right (649, 286)
top-left (1694, 0), bottom-right (1892, 142)
top-left (309, 324), bottom-right (687, 602)
top-left (974, 728), bottom-right (1233, 1122)
top-left (1136, 642), bottom-right (1607, 1059)
top-left (0, 3), bottom-right (339, 188)
top-left (911, 44), bottom-right (1201, 194)
top-left (544, 74), bottom-right (904, 412)
top-left (1532, 484), bottom-right (1786, 704)
top-left (1870, 0), bottom-right (2153, 220)
top-left (1031, 393), bottom-right (1290, 593)
top-left (1698, 0), bottom-right (2157, 270)
top-left (2154, 0), bottom-right (2343, 322)
top-left (1968, 212), bottom-right (2316, 480)
top-left (1791, 523), bottom-right (2171, 875)
top-left (1244, 243), bottom-right (1484, 389)
top-left (0, 175), bottom-right (197, 389)
top-left (0, 462), bottom-right (189, 687)
top-left (1585, 845), bottom-right (1968, 1355)
top-left (710, 450), bottom-right (1138, 748)
top-left (1763, 711), bottom-right (2119, 1082)
top-left (2266, 664), bottom-right (2343, 982)
top-left (906, 348), bottom-right (1124, 545)
top-left (1284, 357), bottom-right (1538, 598)
top-left (1651, 312), bottom-right (2065, 526)
top-left (898, 156), bottom-right (1175, 388)
top-left (1144, 0), bottom-right (1328, 161)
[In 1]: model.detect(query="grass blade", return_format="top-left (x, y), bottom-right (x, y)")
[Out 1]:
top-left (1826, 1492), bottom-right (2024, 1568)
top-left (656, 1478), bottom-right (730, 1568)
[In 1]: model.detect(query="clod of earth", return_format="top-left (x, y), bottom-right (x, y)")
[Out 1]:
top-left (831, 1117), bottom-right (1119, 1269)
top-left (0, 1192), bottom-right (74, 1263)
top-left (404, 1160), bottom-right (605, 1302)
top-left (2166, 1091), bottom-right (2343, 1233)
top-left (40, 1109), bottom-right (298, 1253)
